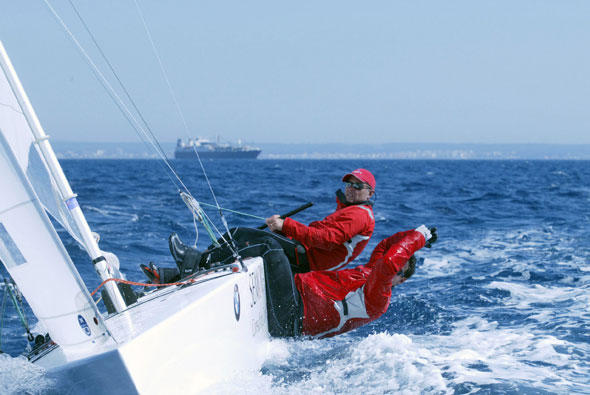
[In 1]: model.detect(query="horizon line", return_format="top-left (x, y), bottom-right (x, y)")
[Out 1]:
top-left (52, 141), bottom-right (590, 146)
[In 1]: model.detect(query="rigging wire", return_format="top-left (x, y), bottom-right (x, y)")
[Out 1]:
top-left (132, 0), bottom-right (191, 138)
top-left (43, 0), bottom-right (226, 246)
top-left (71, 0), bottom-right (268, 239)
top-left (2, 278), bottom-right (34, 342)
top-left (45, 0), bottom-right (182, 195)
top-left (132, 0), bottom-right (235, 233)
top-left (198, 202), bottom-right (265, 221)
top-left (66, 0), bottom-right (174, 177)
top-left (0, 283), bottom-right (8, 352)
top-left (132, 0), bottom-right (240, 253)
top-left (43, 0), bottom-right (245, 256)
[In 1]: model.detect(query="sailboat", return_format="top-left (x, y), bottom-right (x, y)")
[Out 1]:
top-left (0, 40), bottom-right (270, 393)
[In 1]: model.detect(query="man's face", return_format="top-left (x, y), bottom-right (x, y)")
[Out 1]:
top-left (392, 261), bottom-right (410, 287)
top-left (344, 175), bottom-right (374, 203)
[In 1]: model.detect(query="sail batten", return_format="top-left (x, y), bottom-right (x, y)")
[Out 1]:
top-left (0, 199), bottom-right (34, 216)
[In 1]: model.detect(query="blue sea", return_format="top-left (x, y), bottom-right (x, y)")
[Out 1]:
top-left (1, 159), bottom-right (589, 394)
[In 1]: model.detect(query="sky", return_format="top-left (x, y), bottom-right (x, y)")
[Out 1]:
top-left (1, 1), bottom-right (589, 144)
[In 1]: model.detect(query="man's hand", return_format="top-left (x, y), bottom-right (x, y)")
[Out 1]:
top-left (425, 227), bottom-right (437, 248)
top-left (265, 215), bottom-right (285, 233)
top-left (415, 225), bottom-right (438, 248)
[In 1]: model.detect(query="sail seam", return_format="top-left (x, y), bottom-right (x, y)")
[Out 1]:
top-left (0, 199), bottom-right (35, 216)
top-left (0, 101), bottom-right (23, 115)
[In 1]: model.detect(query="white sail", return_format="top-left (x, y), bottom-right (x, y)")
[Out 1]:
top-left (0, 41), bottom-right (127, 312)
top-left (0, 42), bottom-right (116, 357)
top-left (0, 130), bottom-right (114, 357)
top-left (0, 47), bottom-right (84, 247)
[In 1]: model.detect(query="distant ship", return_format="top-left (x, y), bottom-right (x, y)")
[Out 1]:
top-left (174, 137), bottom-right (261, 159)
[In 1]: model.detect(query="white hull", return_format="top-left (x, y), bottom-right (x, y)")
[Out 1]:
top-left (32, 257), bottom-right (269, 394)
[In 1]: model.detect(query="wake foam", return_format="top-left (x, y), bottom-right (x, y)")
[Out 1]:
top-left (0, 354), bottom-right (55, 394)
top-left (214, 335), bottom-right (449, 394)
top-left (416, 316), bottom-right (587, 393)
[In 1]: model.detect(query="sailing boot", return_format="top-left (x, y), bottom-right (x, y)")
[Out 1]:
top-left (158, 267), bottom-right (181, 283)
top-left (169, 233), bottom-right (189, 265)
top-left (178, 249), bottom-right (203, 278)
top-left (169, 233), bottom-right (203, 277)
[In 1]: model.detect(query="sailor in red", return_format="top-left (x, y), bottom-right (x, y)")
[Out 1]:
top-left (265, 169), bottom-right (376, 271)
top-left (294, 225), bottom-right (436, 338)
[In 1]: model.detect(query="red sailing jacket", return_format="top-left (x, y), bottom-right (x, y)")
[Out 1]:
top-left (282, 198), bottom-right (374, 271)
top-left (294, 229), bottom-right (425, 339)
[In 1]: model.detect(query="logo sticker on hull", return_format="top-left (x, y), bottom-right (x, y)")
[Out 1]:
top-left (78, 315), bottom-right (91, 336)
top-left (234, 284), bottom-right (240, 321)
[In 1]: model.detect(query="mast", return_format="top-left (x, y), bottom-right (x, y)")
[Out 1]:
top-left (0, 41), bottom-right (126, 312)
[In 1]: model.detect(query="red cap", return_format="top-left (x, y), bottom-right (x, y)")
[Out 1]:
top-left (342, 168), bottom-right (376, 190)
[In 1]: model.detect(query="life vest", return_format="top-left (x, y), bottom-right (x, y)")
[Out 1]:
top-left (281, 193), bottom-right (375, 271)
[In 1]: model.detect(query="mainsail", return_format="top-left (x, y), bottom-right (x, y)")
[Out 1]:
top-left (0, 41), bottom-right (115, 356)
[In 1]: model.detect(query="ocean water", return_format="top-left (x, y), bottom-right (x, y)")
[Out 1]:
top-left (0, 159), bottom-right (589, 394)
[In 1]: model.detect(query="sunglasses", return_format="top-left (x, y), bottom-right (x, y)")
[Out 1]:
top-left (345, 182), bottom-right (369, 190)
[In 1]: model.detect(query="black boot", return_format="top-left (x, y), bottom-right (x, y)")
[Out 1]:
top-left (169, 233), bottom-right (189, 264)
top-left (178, 249), bottom-right (203, 277)
top-left (169, 233), bottom-right (204, 277)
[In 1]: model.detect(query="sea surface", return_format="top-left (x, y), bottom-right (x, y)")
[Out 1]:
top-left (1, 159), bottom-right (589, 394)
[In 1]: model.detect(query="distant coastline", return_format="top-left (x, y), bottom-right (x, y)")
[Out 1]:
top-left (53, 141), bottom-right (590, 160)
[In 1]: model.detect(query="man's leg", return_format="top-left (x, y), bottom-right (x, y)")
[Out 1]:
top-left (229, 228), bottom-right (310, 273)
top-left (261, 237), bottom-right (302, 337)
top-left (203, 227), bottom-right (308, 268)
top-left (207, 229), bottom-right (302, 336)
top-left (168, 228), bottom-right (302, 335)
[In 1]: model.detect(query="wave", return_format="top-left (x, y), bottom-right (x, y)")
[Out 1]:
top-left (84, 205), bottom-right (139, 222)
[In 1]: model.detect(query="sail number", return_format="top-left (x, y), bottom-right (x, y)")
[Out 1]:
top-left (248, 268), bottom-right (264, 308)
